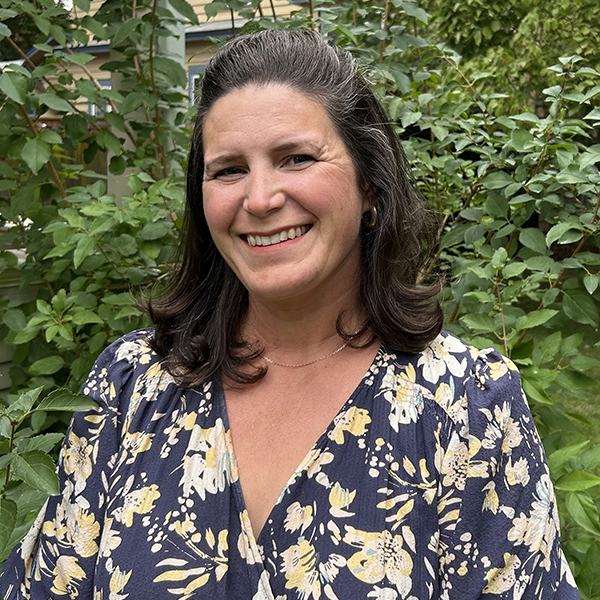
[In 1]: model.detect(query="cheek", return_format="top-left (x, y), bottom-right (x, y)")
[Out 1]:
top-left (202, 187), bottom-right (235, 240)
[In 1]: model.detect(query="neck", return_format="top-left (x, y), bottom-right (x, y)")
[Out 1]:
top-left (243, 287), bottom-right (364, 360)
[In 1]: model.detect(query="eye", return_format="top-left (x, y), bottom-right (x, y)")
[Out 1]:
top-left (285, 154), bottom-right (315, 168)
top-left (212, 166), bottom-right (246, 180)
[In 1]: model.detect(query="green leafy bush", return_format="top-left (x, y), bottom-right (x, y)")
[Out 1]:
top-left (1, 0), bottom-right (599, 592)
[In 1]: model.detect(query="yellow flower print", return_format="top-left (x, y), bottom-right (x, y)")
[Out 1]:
top-left (507, 474), bottom-right (558, 571)
top-left (181, 418), bottom-right (237, 500)
top-left (112, 484), bottom-right (160, 527)
top-left (483, 553), bottom-right (521, 594)
top-left (63, 431), bottom-right (93, 494)
top-left (440, 433), bottom-right (487, 491)
top-left (70, 508), bottom-right (100, 558)
top-left (329, 483), bottom-right (356, 518)
top-left (505, 456), bottom-right (530, 486)
top-left (51, 556), bottom-right (86, 598)
top-left (328, 407), bottom-right (371, 445)
top-left (280, 539), bottom-right (321, 600)
top-left (98, 518), bottom-right (121, 558)
top-left (109, 565), bottom-right (132, 600)
top-left (380, 364), bottom-right (430, 431)
top-left (284, 502), bottom-right (314, 534)
top-left (343, 527), bottom-right (413, 597)
top-left (122, 431), bottom-right (153, 459)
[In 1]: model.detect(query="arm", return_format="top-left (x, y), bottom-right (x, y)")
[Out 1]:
top-left (437, 349), bottom-right (580, 599)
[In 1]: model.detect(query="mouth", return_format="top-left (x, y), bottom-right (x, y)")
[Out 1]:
top-left (244, 224), bottom-right (312, 248)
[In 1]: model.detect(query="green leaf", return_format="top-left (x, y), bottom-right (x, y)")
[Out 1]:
top-left (546, 222), bottom-right (580, 247)
top-left (22, 138), bottom-right (51, 175)
top-left (0, 498), bottom-right (17, 557)
top-left (36, 389), bottom-right (96, 413)
top-left (548, 441), bottom-right (590, 474)
top-left (139, 222), bottom-right (171, 240)
top-left (23, 433), bottom-right (65, 453)
top-left (584, 275), bottom-right (599, 295)
top-left (502, 263), bottom-right (527, 278)
top-left (519, 228), bottom-right (547, 255)
top-left (515, 309), bottom-right (558, 331)
top-left (72, 310), bottom-right (104, 325)
top-left (565, 492), bottom-right (600, 536)
top-left (73, 235), bottom-right (97, 269)
top-left (3, 309), bottom-right (26, 332)
top-left (0, 22), bottom-right (11, 39)
top-left (121, 91), bottom-right (147, 115)
top-left (29, 356), bottom-right (66, 376)
top-left (0, 70), bottom-right (27, 104)
top-left (11, 451), bottom-right (59, 496)
top-left (38, 92), bottom-right (73, 113)
top-left (563, 289), bottom-right (599, 327)
top-left (63, 53), bottom-right (95, 66)
top-left (555, 470), bottom-right (600, 491)
top-left (482, 171), bottom-right (513, 190)
top-left (82, 15), bottom-right (107, 39)
top-left (113, 18), bottom-right (142, 46)
top-left (7, 387), bottom-right (44, 420)
top-left (168, 0), bottom-right (199, 24)
top-left (532, 331), bottom-right (561, 366)
top-left (461, 314), bottom-right (496, 332)
top-left (579, 544), bottom-right (600, 599)
top-left (204, 0), bottom-right (227, 18)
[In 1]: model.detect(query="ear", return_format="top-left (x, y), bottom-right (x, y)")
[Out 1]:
top-left (361, 187), bottom-right (375, 214)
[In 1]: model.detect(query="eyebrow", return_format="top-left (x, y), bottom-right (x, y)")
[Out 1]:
top-left (204, 140), bottom-right (323, 172)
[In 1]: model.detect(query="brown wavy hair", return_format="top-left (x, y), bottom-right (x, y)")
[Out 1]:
top-left (148, 29), bottom-right (443, 386)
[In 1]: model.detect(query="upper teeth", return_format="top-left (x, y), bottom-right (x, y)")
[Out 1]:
top-left (247, 226), bottom-right (309, 247)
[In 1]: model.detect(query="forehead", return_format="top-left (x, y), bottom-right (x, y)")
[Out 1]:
top-left (202, 84), bottom-right (340, 153)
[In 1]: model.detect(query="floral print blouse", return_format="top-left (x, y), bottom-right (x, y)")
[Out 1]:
top-left (1, 329), bottom-right (580, 600)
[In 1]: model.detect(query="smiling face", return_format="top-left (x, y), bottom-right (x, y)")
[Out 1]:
top-left (202, 84), bottom-right (369, 307)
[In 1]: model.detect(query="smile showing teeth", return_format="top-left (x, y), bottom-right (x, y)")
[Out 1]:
top-left (246, 225), bottom-right (310, 247)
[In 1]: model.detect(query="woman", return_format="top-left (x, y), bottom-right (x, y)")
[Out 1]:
top-left (1, 30), bottom-right (579, 600)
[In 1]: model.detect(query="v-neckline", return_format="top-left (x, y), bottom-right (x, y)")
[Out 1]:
top-left (214, 344), bottom-right (385, 546)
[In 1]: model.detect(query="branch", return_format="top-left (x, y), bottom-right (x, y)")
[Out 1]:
top-left (378, 0), bottom-right (390, 64)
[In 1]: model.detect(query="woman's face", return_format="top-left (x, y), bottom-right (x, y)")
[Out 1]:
top-left (202, 84), bottom-right (369, 306)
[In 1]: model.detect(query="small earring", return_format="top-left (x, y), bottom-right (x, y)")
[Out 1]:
top-left (362, 206), bottom-right (377, 228)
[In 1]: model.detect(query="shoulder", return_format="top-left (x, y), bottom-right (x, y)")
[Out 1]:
top-left (381, 330), bottom-right (523, 429)
top-left (81, 328), bottom-right (175, 409)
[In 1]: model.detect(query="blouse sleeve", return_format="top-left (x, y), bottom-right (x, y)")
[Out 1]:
top-left (0, 331), bottom-right (146, 600)
top-left (438, 347), bottom-right (580, 599)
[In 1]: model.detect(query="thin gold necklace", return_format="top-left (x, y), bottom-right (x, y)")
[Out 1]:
top-left (261, 333), bottom-right (358, 368)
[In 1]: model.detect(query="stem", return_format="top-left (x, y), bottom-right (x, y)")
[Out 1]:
top-left (269, 0), bottom-right (277, 20)
top-left (379, 0), bottom-right (390, 64)
top-left (308, 0), bottom-right (313, 18)
top-left (148, 0), bottom-right (170, 180)
top-left (495, 275), bottom-right (509, 356)
top-left (5, 423), bottom-right (16, 485)
top-left (442, 53), bottom-right (490, 134)
top-left (448, 301), bottom-right (460, 324)
top-left (534, 74), bottom-right (568, 177)
top-left (230, 8), bottom-right (236, 36)
top-left (256, 1), bottom-right (264, 16)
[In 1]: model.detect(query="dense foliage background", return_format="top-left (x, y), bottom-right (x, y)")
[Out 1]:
top-left (1, 0), bottom-right (599, 592)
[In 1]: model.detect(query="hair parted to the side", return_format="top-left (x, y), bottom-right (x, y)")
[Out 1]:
top-left (148, 28), bottom-right (444, 387)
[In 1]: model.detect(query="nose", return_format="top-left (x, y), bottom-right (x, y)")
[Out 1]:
top-left (243, 167), bottom-right (285, 217)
